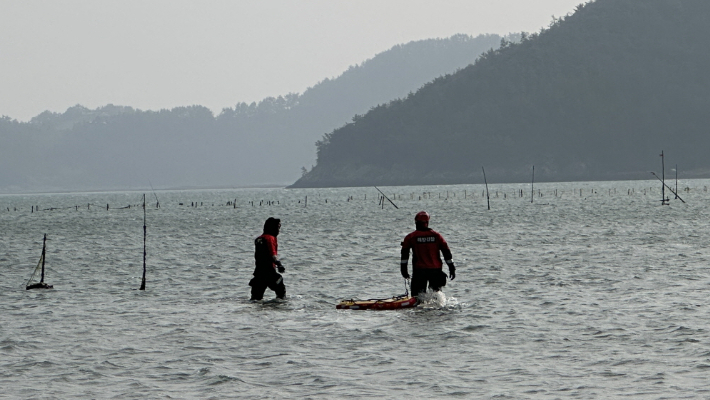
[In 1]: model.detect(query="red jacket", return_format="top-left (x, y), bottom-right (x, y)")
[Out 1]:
top-left (401, 228), bottom-right (452, 269)
top-left (254, 234), bottom-right (278, 269)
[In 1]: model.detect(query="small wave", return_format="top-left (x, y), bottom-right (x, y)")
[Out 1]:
top-left (463, 325), bottom-right (488, 332)
top-left (208, 374), bottom-right (245, 385)
top-left (97, 360), bottom-right (125, 370)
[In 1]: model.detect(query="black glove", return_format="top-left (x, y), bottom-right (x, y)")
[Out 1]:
top-left (448, 265), bottom-right (456, 281)
top-left (400, 264), bottom-right (410, 279)
top-left (277, 265), bottom-right (285, 273)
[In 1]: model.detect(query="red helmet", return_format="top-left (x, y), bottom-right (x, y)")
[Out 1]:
top-left (415, 211), bottom-right (430, 223)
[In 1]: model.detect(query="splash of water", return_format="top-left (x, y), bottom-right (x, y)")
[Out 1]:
top-left (416, 290), bottom-right (448, 308)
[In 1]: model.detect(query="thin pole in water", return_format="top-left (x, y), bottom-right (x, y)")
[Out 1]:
top-left (40, 234), bottom-right (47, 284)
top-left (530, 166), bottom-right (535, 204)
top-left (675, 164), bottom-right (678, 199)
top-left (482, 167), bottom-right (491, 210)
top-left (650, 172), bottom-right (686, 203)
top-left (148, 179), bottom-right (160, 208)
top-left (374, 186), bottom-right (399, 209)
top-left (140, 194), bottom-right (146, 290)
top-left (660, 151), bottom-right (669, 205)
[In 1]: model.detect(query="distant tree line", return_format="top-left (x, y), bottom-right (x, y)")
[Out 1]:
top-left (0, 34), bottom-right (503, 192)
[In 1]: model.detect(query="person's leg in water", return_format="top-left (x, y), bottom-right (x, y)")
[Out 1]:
top-left (267, 273), bottom-right (286, 299)
top-left (410, 269), bottom-right (428, 298)
top-left (250, 277), bottom-right (268, 301)
top-left (252, 270), bottom-right (285, 300)
top-left (411, 269), bottom-right (447, 303)
top-left (429, 269), bottom-right (447, 292)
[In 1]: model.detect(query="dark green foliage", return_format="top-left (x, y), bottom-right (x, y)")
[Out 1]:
top-left (293, 0), bottom-right (710, 187)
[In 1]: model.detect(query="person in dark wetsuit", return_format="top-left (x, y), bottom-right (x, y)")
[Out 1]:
top-left (250, 217), bottom-right (286, 300)
top-left (400, 211), bottom-right (457, 297)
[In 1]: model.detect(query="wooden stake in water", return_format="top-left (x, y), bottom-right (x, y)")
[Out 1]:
top-left (482, 166), bottom-right (491, 210)
top-left (650, 172), bottom-right (685, 203)
top-left (675, 164), bottom-right (678, 199)
top-left (374, 186), bottom-right (399, 209)
top-left (40, 234), bottom-right (47, 284)
top-left (660, 151), bottom-right (669, 205)
top-left (530, 165), bottom-right (535, 203)
top-left (26, 234), bottom-right (53, 290)
top-left (140, 194), bottom-right (147, 290)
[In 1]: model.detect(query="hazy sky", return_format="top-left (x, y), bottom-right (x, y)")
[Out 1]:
top-left (1, 0), bottom-right (584, 121)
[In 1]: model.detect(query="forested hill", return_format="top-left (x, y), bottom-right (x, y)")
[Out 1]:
top-left (291, 0), bottom-right (710, 188)
top-left (0, 34), bottom-right (503, 193)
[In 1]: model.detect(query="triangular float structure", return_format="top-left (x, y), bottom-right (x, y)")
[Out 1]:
top-left (26, 234), bottom-right (53, 290)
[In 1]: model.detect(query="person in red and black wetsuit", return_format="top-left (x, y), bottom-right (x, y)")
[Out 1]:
top-left (400, 211), bottom-right (456, 297)
top-left (250, 217), bottom-right (286, 300)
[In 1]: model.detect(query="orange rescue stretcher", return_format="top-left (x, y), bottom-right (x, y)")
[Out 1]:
top-left (336, 295), bottom-right (417, 310)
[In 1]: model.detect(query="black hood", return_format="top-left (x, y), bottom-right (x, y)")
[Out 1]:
top-left (263, 217), bottom-right (281, 236)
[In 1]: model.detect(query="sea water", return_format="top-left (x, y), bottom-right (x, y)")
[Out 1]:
top-left (2, 180), bottom-right (710, 399)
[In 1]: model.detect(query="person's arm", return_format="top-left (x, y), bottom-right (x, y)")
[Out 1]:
top-left (268, 237), bottom-right (285, 273)
top-left (445, 260), bottom-right (455, 280)
top-left (273, 256), bottom-right (285, 273)
top-left (400, 240), bottom-right (410, 279)
top-left (439, 234), bottom-right (456, 280)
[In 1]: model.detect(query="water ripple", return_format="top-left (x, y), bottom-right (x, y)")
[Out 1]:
top-left (3, 182), bottom-right (710, 397)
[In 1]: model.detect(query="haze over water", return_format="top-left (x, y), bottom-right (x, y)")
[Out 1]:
top-left (2, 180), bottom-right (710, 398)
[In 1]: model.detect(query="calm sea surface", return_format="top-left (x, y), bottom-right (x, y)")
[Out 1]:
top-left (2, 180), bottom-right (710, 399)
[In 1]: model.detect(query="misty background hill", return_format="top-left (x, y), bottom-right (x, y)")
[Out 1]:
top-left (0, 34), bottom-right (504, 193)
top-left (292, 0), bottom-right (710, 188)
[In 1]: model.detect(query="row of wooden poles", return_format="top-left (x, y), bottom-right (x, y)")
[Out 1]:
top-left (379, 185), bottom-right (698, 201)
top-left (5, 184), bottom-right (703, 213)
